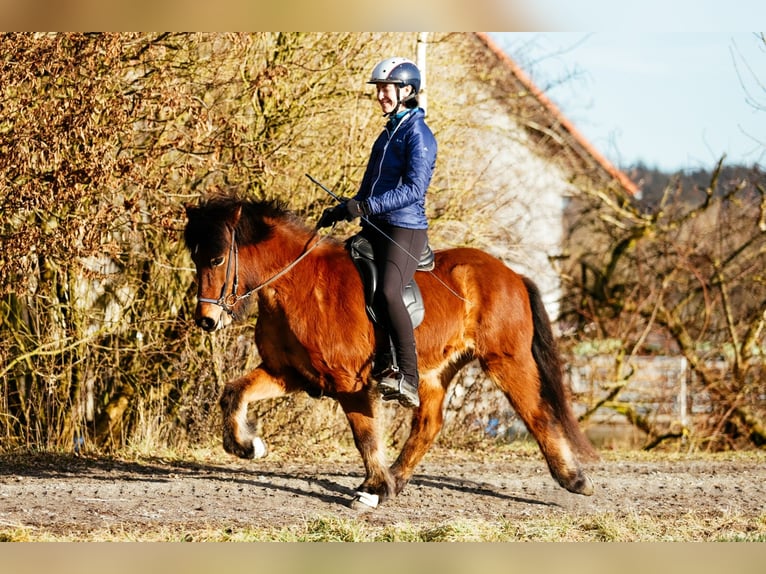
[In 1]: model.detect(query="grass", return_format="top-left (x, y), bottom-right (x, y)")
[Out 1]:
top-left (2, 512), bottom-right (764, 542)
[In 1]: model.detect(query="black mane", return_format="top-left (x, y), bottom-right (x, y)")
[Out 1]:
top-left (184, 197), bottom-right (303, 256)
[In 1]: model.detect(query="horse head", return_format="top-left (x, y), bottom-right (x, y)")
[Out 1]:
top-left (184, 201), bottom-right (243, 332)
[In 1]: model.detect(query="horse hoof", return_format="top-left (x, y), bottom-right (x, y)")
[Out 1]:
top-left (580, 475), bottom-right (594, 496)
top-left (568, 474), bottom-right (594, 496)
top-left (252, 437), bottom-right (267, 459)
top-left (349, 491), bottom-right (379, 511)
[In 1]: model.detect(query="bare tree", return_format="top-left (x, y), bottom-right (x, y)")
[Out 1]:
top-left (2, 32), bottom-right (507, 452)
top-left (560, 159), bottom-right (766, 450)
top-left (0, 33), bottom-right (378, 450)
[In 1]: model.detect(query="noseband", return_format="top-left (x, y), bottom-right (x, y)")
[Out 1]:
top-left (197, 225), bottom-right (323, 316)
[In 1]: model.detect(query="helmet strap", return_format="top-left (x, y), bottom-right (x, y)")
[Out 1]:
top-left (384, 85), bottom-right (414, 117)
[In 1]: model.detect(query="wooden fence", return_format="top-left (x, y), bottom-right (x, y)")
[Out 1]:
top-left (439, 355), bottom-right (736, 446)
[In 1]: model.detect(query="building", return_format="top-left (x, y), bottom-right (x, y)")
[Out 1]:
top-left (416, 32), bottom-right (637, 320)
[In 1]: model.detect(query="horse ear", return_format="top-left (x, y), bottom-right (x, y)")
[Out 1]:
top-left (184, 203), bottom-right (195, 218)
top-left (230, 205), bottom-right (242, 227)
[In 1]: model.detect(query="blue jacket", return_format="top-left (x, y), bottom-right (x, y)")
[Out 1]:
top-left (354, 108), bottom-right (437, 230)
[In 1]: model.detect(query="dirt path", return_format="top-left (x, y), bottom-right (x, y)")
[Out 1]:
top-left (2, 446), bottom-right (764, 538)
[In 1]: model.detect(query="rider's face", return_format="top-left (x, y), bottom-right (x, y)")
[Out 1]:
top-left (376, 83), bottom-right (412, 115)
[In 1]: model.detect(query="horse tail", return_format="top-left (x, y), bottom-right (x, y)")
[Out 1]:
top-left (523, 277), bottom-right (598, 460)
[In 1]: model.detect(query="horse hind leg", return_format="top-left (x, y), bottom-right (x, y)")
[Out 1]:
top-left (482, 354), bottom-right (594, 496)
top-left (219, 366), bottom-right (287, 459)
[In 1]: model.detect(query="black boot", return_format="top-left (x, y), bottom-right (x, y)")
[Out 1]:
top-left (378, 371), bottom-right (420, 408)
top-left (370, 334), bottom-right (395, 380)
top-left (370, 352), bottom-right (393, 381)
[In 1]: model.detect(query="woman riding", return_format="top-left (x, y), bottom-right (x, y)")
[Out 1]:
top-left (317, 57), bottom-right (438, 408)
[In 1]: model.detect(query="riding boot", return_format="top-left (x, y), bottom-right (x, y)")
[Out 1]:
top-left (371, 333), bottom-right (395, 380)
top-left (371, 334), bottom-right (419, 408)
top-left (378, 371), bottom-right (419, 408)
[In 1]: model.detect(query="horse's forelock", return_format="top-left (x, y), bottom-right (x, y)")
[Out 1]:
top-left (184, 198), bottom-right (298, 255)
top-left (184, 202), bottom-right (231, 256)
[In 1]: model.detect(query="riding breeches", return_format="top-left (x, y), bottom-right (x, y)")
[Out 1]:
top-left (361, 223), bottom-right (428, 384)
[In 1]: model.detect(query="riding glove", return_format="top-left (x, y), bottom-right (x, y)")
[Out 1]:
top-left (346, 198), bottom-right (370, 218)
top-left (317, 203), bottom-right (349, 228)
top-left (317, 199), bottom-right (370, 229)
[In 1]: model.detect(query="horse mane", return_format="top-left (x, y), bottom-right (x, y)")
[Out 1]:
top-left (184, 195), bottom-right (311, 254)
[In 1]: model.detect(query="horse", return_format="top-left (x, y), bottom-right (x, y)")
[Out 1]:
top-left (183, 196), bottom-right (597, 509)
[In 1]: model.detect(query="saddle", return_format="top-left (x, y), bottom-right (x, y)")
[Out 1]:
top-left (346, 234), bottom-right (434, 329)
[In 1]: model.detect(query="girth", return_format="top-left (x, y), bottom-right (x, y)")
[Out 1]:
top-left (346, 234), bottom-right (432, 329)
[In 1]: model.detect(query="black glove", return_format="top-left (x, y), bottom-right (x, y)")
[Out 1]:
top-left (346, 198), bottom-right (369, 218)
top-left (316, 203), bottom-right (349, 229)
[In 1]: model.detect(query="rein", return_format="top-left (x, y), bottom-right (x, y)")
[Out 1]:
top-left (198, 226), bottom-right (324, 315)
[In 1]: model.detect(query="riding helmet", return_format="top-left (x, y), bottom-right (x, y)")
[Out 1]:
top-left (367, 57), bottom-right (421, 95)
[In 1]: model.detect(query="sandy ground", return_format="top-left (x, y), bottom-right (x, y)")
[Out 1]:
top-left (1, 446), bottom-right (764, 537)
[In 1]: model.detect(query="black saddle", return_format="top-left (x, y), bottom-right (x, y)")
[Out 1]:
top-left (346, 234), bottom-right (433, 329)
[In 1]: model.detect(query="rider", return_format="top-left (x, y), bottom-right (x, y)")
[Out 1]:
top-left (317, 57), bottom-right (437, 408)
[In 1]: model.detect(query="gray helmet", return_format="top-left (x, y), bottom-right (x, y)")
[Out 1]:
top-left (367, 57), bottom-right (421, 95)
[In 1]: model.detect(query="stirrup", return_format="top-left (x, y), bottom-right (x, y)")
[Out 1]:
top-left (370, 359), bottom-right (394, 381)
top-left (378, 371), bottom-right (420, 408)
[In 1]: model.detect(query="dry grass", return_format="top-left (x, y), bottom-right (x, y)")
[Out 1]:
top-left (2, 512), bottom-right (764, 542)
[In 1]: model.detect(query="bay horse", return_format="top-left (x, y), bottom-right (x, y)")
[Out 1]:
top-left (184, 196), bottom-right (597, 509)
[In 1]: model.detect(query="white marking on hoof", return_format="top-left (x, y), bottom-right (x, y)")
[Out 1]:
top-left (352, 491), bottom-right (379, 509)
top-left (252, 437), bottom-right (267, 458)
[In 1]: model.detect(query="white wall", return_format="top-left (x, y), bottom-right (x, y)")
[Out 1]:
top-left (431, 94), bottom-right (573, 322)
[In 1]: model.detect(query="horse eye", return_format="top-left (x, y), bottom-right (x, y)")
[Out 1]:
top-left (211, 256), bottom-right (225, 267)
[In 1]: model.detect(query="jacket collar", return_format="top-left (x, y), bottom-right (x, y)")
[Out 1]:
top-left (386, 107), bottom-right (419, 131)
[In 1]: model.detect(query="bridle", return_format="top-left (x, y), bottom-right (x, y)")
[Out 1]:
top-left (197, 225), bottom-right (323, 316)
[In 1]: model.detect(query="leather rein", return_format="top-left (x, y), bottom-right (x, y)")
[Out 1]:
top-left (198, 226), bottom-right (323, 316)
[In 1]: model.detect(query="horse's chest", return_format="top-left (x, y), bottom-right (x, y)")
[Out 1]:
top-left (255, 308), bottom-right (310, 366)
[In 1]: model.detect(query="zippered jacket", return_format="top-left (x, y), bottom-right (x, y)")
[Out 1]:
top-left (354, 107), bottom-right (437, 230)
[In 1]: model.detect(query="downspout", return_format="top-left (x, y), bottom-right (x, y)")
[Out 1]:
top-left (417, 32), bottom-right (428, 115)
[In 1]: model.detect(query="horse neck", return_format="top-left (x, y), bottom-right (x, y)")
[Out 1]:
top-left (238, 220), bottom-right (316, 291)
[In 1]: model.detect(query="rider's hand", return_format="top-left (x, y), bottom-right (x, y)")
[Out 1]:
top-left (346, 198), bottom-right (369, 218)
top-left (317, 203), bottom-right (348, 228)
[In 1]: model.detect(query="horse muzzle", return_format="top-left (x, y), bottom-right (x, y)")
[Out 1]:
top-left (194, 304), bottom-right (231, 332)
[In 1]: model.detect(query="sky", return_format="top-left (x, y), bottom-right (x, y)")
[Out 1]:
top-left (492, 32), bottom-right (766, 173)
top-left (0, 4), bottom-right (763, 174)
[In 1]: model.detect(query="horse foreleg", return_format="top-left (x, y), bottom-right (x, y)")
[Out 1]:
top-left (336, 388), bottom-right (395, 509)
top-left (389, 371), bottom-right (447, 495)
top-left (219, 365), bottom-right (287, 459)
